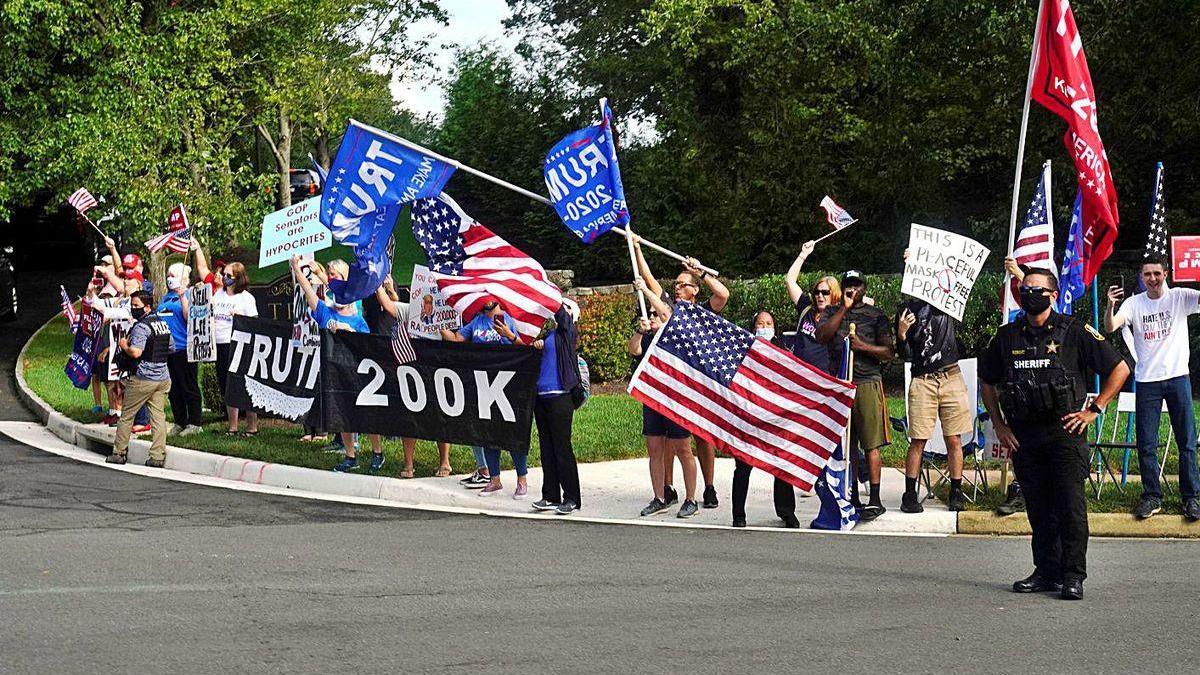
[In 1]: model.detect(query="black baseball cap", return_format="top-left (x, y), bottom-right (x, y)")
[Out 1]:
top-left (841, 270), bottom-right (866, 287)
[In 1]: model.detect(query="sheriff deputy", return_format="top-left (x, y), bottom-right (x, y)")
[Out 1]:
top-left (979, 268), bottom-right (1130, 601)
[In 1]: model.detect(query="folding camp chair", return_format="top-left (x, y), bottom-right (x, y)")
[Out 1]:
top-left (1090, 392), bottom-right (1173, 499)
top-left (889, 410), bottom-right (988, 504)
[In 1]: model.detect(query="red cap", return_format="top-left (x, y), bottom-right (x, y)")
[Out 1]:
top-left (213, 258), bottom-right (227, 270)
top-left (122, 253), bottom-right (142, 270)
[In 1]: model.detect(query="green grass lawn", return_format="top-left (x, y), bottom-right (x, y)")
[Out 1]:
top-left (20, 314), bottom-right (1193, 511)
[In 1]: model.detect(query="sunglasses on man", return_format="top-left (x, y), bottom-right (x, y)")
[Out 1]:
top-left (674, 281), bottom-right (698, 289)
top-left (1019, 286), bottom-right (1052, 296)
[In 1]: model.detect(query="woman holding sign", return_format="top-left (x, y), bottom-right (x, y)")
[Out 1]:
top-left (210, 261), bottom-right (260, 435)
top-left (375, 279), bottom-right (454, 479)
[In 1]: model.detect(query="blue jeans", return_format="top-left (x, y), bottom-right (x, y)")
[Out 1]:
top-left (134, 404), bottom-right (149, 426)
top-left (1135, 375), bottom-right (1200, 501)
top-left (483, 448), bottom-right (528, 478)
top-left (471, 446), bottom-right (488, 471)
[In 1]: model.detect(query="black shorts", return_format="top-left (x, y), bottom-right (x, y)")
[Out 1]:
top-left (642, 404), bottom-right (691, 439)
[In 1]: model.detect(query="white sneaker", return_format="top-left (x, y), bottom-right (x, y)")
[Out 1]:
top-left (169, 424), bottom-right (184, 435)
top-left (180, 425), bottom-right (204, 436)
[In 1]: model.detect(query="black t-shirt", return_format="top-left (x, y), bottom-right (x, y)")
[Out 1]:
top-left (793, 295), bottom-right (834, 374)
top-left (896, 299), bottom-right (960, 376)
top-left (822, 303), bottom-right (893, 382)
top-left (979, 312), bottom-right (1125, 394)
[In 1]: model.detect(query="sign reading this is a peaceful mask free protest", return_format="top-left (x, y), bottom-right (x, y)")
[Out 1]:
top-left (902, 224), bottom-right (990, 321)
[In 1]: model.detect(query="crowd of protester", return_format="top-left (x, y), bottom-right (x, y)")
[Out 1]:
top-left (76, 234), bottom-right (1200, 527)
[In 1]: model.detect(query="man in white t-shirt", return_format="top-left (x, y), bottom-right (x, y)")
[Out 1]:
top-left (1105, 258), bottom-right (1200, 521)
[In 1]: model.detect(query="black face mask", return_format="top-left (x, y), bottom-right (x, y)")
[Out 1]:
top-left (1019, 291), bottom-right (1052, 315)
top-left (132, 306), bottom-right (149, 320)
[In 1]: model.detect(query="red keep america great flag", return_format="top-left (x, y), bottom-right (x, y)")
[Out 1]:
top-left (1030, 0), bottom-right (1118, 284)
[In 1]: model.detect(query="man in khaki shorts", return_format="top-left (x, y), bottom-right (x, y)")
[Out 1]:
top-left (897, 297), bottom-right (971, 512)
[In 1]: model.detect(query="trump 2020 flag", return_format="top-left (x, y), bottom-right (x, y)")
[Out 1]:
top-left (810, 334), bottom-right (860, 530)
top-left (1058, 190), bottom-right (1085, 314)
top-left (629, 302), bottom-right (856, 492)
top-left (320, 119), bottom-right (456, 301)
top-left (544, 102), bottom-right (629, 244)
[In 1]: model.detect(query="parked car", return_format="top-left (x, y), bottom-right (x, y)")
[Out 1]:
top-left (289, 169), bottom-right (323, 204)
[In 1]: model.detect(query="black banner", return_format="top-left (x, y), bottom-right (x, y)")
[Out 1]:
top-left (321, 331), bottom-right (540, 452)
top-left (224, 317), bottom-right (540, 452)
top-left (224, 317), bottom-right (323, 423)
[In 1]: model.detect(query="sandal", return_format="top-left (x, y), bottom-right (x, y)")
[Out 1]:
top-left (299, 434), bottom-right (315, 442)
top-left (399, 468), bottom-right (415, 479)
top-left (435, 465), bottom-right (453, 478)
top-left (241, 430), bottom-right (259, 437)
top-left (224, 430), bottom-right (239, 436)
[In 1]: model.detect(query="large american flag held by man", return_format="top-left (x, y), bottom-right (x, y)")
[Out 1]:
top-left (629, 303), bottom-right (856, 492)
top-left (412, 193), bottom-right (562, 344)
top-left (67, 188), bottom-right (98, 214)
top-left (1004, 161), bottom-right (1056, 317)
top-left (145, 204), bottom-right (192, 253)
top-left (1144, 162), bottom-right (1167, 259)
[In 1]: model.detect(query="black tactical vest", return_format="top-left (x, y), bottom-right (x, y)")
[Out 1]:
top-left (997, 314), bottom-right (1087, 422)
top-left (140, 315), bottom-right (172, 363)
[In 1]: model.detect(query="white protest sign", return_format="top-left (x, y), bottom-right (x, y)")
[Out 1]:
top-left (406, 264), bottom-right (460, 340)
top-left (902, 224), bottom-right (990, 321)
top-left (290, 257), bottom-right (320, 352)
top-left (258, 196), bottom-right (332, 269)
top-left (186, 284), bottom-right (216, 362)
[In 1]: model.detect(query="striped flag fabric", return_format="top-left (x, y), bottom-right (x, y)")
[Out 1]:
top-left (412, 193), bottom-right (562, 344)
top-left (390, 324), bottom-right (416, 365)
top-left (819, 195), bottom-right (857, 230)
top-left (1004, 161), bottom-right (1056, 318)
top-left (67, 188), bottom-right (98, 213)
top-left (145, 205), bottom-right (192, 253)
top-left (628, 302), bottom-right (856, 492)
top-left (60, 286), bottom-right (78, 333)
top-left (1136, 163), bottom-right (1167, 294)
top-left (810, 334), bottom-right (859, 530)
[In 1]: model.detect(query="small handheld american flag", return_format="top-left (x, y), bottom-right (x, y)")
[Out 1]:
top-left (60, 286), bottom-right (78, 333)
top-left (629, 302), bottom-right (856, 492)
top-left (819, 195), bottom-right (858, 230)
top-left (67, 188), bottom-right (98, 214)
top-left (390, 324), bottom-right (416, 365)
top-left (145, 204), bottom-right (193, 253)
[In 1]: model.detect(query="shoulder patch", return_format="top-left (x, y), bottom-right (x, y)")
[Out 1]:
top-left (1084, 324), bottom-right (1105, 341)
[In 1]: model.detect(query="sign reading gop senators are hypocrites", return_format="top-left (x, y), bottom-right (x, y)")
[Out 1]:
top-left (902, 224), bottom-right (990, 321)
top-left (321, 331), bottom-right (540, 453)
top-left (258, 196), bottom-right (332, 269)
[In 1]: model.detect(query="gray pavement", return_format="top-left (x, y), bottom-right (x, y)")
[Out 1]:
top-left (3, 435), bottom-right (1200, 674)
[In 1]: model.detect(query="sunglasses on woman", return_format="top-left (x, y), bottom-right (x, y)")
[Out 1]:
top-left (814, 289), bottom-right (831, 296)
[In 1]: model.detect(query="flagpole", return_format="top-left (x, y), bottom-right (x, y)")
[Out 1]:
top-left (80, 212), bottom-right (107, 239)
top-left (602, 98), bottom-right (650, 321)
top-left (1003, 0), bottom-right (1047, 324)
top-left (845, 325), bottom-right (857, 516)
top-left (345, 119), bottom-right (719, 278)
top-left (812, 219), bottom-right (858, 245)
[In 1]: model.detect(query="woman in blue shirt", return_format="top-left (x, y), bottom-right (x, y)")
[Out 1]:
top-left (158, 262), bottom-right (204, 435)
top-left (441, 298), bottom-right (528, 499)
top-left (529, 301), bottom-right (584, 516)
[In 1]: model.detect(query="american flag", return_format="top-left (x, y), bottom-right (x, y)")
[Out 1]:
top-left (628, 302), bottom-right (856, 492)
top-left (67, 188), bottom-right (98, 213)
top-left (60, 286), bottom-right (78, 333)
top-left (390, 324), bottom-right (416, 365)
top-left (412, 193), bottom-right (562, 344)
top-left (1004, 160), bottom-right (1056, 317)
top-left (1145, 162), bottom-right (1167, 259)
top-left (145, 204), bottom-right (192, 253)
top-left (819, 195), bottom-right (857, 230)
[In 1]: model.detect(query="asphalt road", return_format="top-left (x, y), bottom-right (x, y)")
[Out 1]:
top-left (4, 269), bottom-right (1200, 673)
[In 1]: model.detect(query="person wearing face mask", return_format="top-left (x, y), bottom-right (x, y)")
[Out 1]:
top-left (158, 261), bottom-right (204, 435)
top-left (211, 261), bottom-right (260, 435)
top-left (785, 239), bottom-right (840, 374)
top-left (729, 311), bottom-right (801, 528)
top-left (980, 269), bottom-right (1130, 600)
top-left (108, 291), bottom-right (174, 467)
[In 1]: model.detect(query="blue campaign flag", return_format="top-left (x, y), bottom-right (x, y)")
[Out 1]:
top-left (543, 102), bottom-right (629, 244)
top-left (810, 334), bottom-right (860, 531)
top-left (320, 120), bottom-right (456, 300)
top-left (1059, 190), bottom-right (1086, 314)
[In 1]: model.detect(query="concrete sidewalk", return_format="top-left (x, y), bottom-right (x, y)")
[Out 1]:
top-left (10, 418), bottom-right (957, 535)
